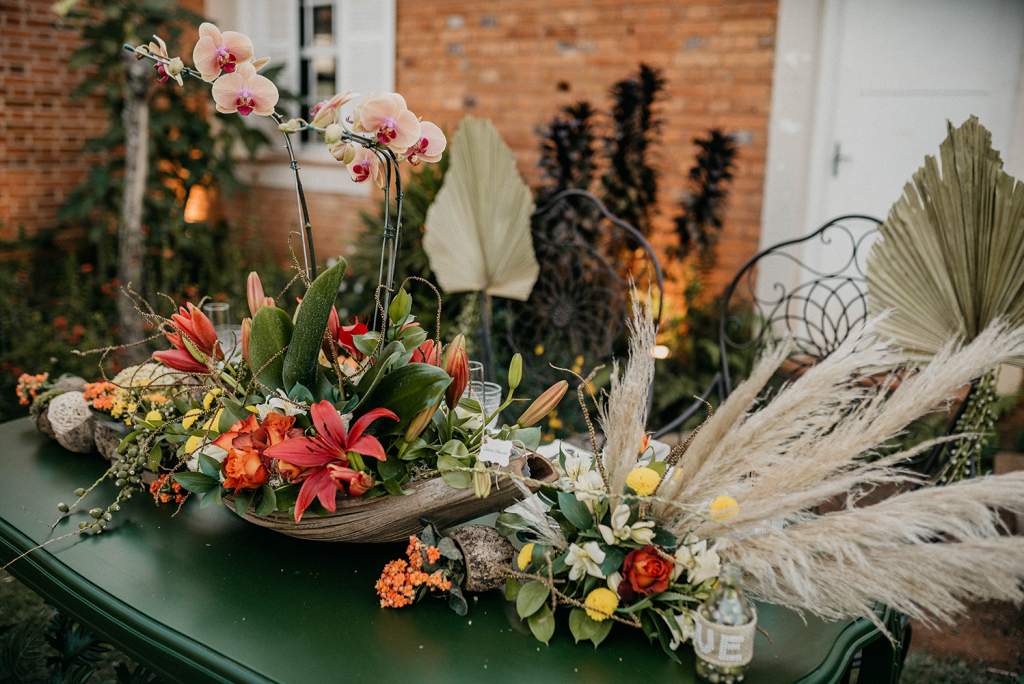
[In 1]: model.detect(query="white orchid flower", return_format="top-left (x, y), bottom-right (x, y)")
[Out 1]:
top-left (688, 542), bottom-right (721, 586)
top-left (598, 504), bottom-right (657, 545)
top-left (565, 541), bottom-right (606, 581)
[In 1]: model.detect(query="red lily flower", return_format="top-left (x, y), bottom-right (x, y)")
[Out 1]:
top-left (152, 302), bottom-right (223, 374)
top-left (411, 338), bottom-right (439, 365)
top-left (327, 464), bottom-right (375, 496)
top-left (323, 307), bottom-right (369, 360)
top-left (264, 400), bottom-right (398, 521)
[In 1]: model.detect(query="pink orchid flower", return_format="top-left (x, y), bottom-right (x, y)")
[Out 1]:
top-left (404, 121), bottom-right (446, 165)
top-left (211, 61), bottom-right (279, 116)
top-left (310, 90), bottom-right (356, 128)
top-left (263, 401), bottom-right (398, 522)
top-left (192, 22), bottom-right (254, 82)
top-left (347, 147), bottom-right (385, 187)
top-left (354, 93), bottom-right (420, 153)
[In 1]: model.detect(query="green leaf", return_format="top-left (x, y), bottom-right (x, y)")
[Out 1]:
top-left (505, 578), bottom-right (522, 602)
top-left (527, 604), bottom-right (555, 645)
top-left (274, 483), bottom-right (301, 511)
top-left (439, 440), bottom-right (469, 457)
top-left (173, 472), bottom-right (218, 494)
top-left (377, 456), bottom-right (407, 481)
top-left (234, 490), bottom-right (255, 516)
top-left (354, 340), bottom-right (404, 399)
top-left (557, 491), bottom-right (594, 531)
top-left (147, 444), bottom-right (162, 473)
top-left (283, 258), bottom-right (347, 392)
top-left (509, 427), bottom-right (542, 451)
top-left (199, 490), bottom-right (216, 510)
top-left (457, 397), bottom-right (482, 413)
top-left (516, 580), bottom-right (550, 619)
top-left (495, 513), bottom-right (528, 537)
top-left (591, 617), bottom-right (613, 647)
top-left (255, 485), bottom-right (277, 516)
top-left (388, 288), bottom-right (412, 323)
top-left (448, 584), bottom-right (469, 616)
top-left (353, 331), bottom-right (381, 357)
top-left (248, 306), bottom-right (293, 393)
top-left (398, 326), bottom-right (428, 351)
top-left (569, 607), bottom-right (601, 643)
top-left (437, 454), bottom-right (472, 489)
top-left (438, 537), bottom-right (463, 561)
top-left (356, 363), bottom-right (451, 436)
top-left (116, 431), bottom-right (143, 453)
top-left (212, 486), bottom-right (223, 506)
top-left (598, 545), bottom-right (626, 577)
top-left (198, 453), bottom-right (222, 478)
top-left (288, 383), bottom-right (314, 407)
top-left (646, 460), bottom-right (667, 477)
top-left (382, 479), bottom-right (414, 496)
top-left (651, 527), bottom-right (676, 548)
top-left (172, 395), bottom-right (191, 415)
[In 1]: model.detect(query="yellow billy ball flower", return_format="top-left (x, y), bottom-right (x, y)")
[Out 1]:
top-left (145, 410), bottom-right (163, 423)
top-left (626, 467), bottom-right (661, 496)
top-left (584, 588), bottom-right (619, 622)
top-left (181, 409), bottom-right (201, 430)
top-left (517, 543), bottom-right (535, 571)
top-left (710, 495), bottom-right (739, 520)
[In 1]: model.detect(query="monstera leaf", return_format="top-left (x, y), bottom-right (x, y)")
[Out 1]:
top-left (867, 116), bottom-right (1024, 365)
top-left (422, 117), bottom-right (539, 301)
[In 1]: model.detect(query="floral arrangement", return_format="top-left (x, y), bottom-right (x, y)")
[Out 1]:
top-left (374, 294), bottom-right (1024, 666)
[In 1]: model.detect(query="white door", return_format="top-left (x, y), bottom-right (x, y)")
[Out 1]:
top-left (809, 0), bottom-right (1024, 225)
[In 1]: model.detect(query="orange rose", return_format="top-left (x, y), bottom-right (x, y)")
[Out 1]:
top-left (619, 545), bottom-right (672, 601)
top-left (261, 412), bottom-right (296, 446)
top-left (222, 436), bottom-right (269, 493)
top-left (212, 413), bottom-right (260, 451)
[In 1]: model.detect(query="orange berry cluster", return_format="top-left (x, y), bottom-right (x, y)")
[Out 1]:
top-left (149, 473), bottom-right (184, 504)
top-left (16, 373), bottom-right (48, 405)
top-left (375, 535), bottom-right (452, 608)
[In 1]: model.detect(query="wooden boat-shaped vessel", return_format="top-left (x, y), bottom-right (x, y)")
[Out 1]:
top-left (224, 452), bottom-right (557, 543)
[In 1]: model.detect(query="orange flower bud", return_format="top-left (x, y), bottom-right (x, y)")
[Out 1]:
top-left (444, 346), bottom-right (469, 410)
top-left (441, 333), bottom-right (466, 369)
top-left (405, 400), bottom-right (440, 442)
top-left (517, 381), bottom-right (568, 428)
top-left (241, 318), bottom-right (252, 367)
top-left (247, 271), bottom-right (270, 316)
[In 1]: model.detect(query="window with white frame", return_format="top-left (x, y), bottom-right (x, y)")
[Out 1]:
top-left (216, 0), bottom-right (396, 151)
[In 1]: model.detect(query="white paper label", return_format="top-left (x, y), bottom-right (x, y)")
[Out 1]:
top-left (478, 437), bottom-right (514, 466)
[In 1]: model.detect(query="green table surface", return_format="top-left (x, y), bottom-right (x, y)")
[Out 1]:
top-left (0, 418), bottom-right (884, 684)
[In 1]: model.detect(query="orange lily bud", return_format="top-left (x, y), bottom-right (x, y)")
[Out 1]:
top-left (444, 346), bottom-right (469, 410)
top-left (517, 381), bottom-right (568, 428)
top-left (247, 271), bottom-right (267, 316)
top-left (441, 333), bottom-right (466, 368)
top-left (405, 400), bottom-right (440, 442)
top-left (241, 318), bottom-right (252, 367)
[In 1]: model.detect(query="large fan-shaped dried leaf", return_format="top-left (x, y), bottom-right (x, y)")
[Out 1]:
top-left (867, 116), bottom-right (1024, 365)
top-left (423, 117), bottom-right (539, 300)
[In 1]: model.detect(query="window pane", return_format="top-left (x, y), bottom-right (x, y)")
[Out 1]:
top-left (314, 56), bottom-right (336, 99)
top-left (313, 5), bottom-right (333, 46)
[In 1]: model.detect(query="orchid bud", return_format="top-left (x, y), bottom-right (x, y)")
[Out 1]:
top-left (246, 271), bottom-right (266, 316)
top-left (241, 318), bottom-right (252, 367)
top-left (167, 56), bottom-right (184, 77)
top-left (278, 118), bottom-right (305, 134)
top-left (517, 380), bottom-right (568, 428)
top-left (324, 123), bottom-right (344, 146)
top-left (405, 400), bottom-right (440, 442)
top-left (329, 141), bottom-right (356, 164)
top-left (444, 346), bottom-right (469, 410)
top-left (472, 460), bottom-right (492, 499)
top-left (508, 353), bottom-right (522, 391)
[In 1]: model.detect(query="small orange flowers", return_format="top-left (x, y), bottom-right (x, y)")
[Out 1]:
top-left (16, 373), bottom-right (48, 405)
top-left (150, 473), bottom-right (185, 505)
top-left (83, 381), bottom-right (118, 411)
top-left (376, 535), bottom-right (452, 608)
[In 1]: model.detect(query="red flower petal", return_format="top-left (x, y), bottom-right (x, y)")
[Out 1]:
top-left (310, 400), bottom-right (349, 453)
top-left (264, 437), bottom-right (337, 467)
top-left (293, 467), bottom-right (328, 522)
top-left (348, 407), bottom-right (399, 443)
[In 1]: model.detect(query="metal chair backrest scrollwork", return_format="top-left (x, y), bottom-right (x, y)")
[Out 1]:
top-left (505, 189), bottom-right (664, 388)
top-left (654, 214), bottom-right (977, 480)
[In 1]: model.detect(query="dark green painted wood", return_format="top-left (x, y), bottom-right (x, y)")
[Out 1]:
top-left (0, 418), bottom-right (884, 683)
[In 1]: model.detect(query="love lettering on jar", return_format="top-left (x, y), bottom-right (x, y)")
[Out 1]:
top-left (693, 609), bottom-right (756, 667)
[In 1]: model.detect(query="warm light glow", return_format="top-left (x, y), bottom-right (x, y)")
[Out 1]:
top-left (651, 344), bottom-right (670, 359)
top-left (183, 185), bottom-right (210, 223)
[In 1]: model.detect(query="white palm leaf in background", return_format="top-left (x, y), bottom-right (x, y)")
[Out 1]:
top-left (867, 116), bottom-right (1024, 365)
top-left (423, 117), bottom-right (539, 301)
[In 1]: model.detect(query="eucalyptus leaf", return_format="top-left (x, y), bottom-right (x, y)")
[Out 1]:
top-left (505, 578), bottom-right (522, 602)
top-left (173, 472), bottom-right (218, 494)
top-left (437, 454), bottom-right (471, 489)
top-left (234, 490), bottom-right (255, 516)
top-left (569, 607), bottom-right (601, 643)
top-left (527, 604), bottom-right (555, 645)
top-left (516, 580), bottom-right (550, 619)
top-left (198, 453), bottom-right (222, 478)
top-left (508, 426), bottom-right (541, 451)
top-left (591, 617), bottom-right (613, 647)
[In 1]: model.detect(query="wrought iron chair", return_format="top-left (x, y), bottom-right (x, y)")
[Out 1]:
top-left (653, 214), bottom-right (978, 479)
top-left (504, 189), bottom-right (664, 389)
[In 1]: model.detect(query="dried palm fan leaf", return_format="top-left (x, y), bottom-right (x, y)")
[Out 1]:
top-left (866, 116), bottom-right (1024, 365)
top-left (422, 117), bottom-right (540, 301)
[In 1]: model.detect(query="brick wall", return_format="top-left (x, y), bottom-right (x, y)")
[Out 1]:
top-left (0, 0), bottom-right (204, 242)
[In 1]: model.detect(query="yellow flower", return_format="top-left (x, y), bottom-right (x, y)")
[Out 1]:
top-left (584, 588), bottom-right (618, 622)
top-left (626, 467), bottom-right (661, 496)
top-left (574, 355), bottom-right (584, 366)
top-left (202, 392), bottom-right (217, 410)
top-left (517, 543), bottom-right (535, 571)
top-left (710, 495), bottom-right (739, 520)
top-left (202, 408), bottom-right (224, 431)
top-left (548, 417), bottom-right (563, 430)
top-left (145, 410), bottom-right (163, 423)
top-left (184, 435), bottom-right (203, 454)
top-left (181, 409), bottom-right (201, 430)
top-left (534, 344), bottom-right (544, 356)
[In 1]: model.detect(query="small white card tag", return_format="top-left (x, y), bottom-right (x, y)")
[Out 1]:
top-left (479, 437), bottom-right (514, 467)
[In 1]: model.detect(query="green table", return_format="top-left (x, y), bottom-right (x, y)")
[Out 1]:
top-left (0, 418), bottom-right (895, 683)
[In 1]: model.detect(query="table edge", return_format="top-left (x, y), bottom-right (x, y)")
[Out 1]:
top-left (793, 606), bottom-right (890, 684)
top-left (0, 515), bottom-right (280, 684)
